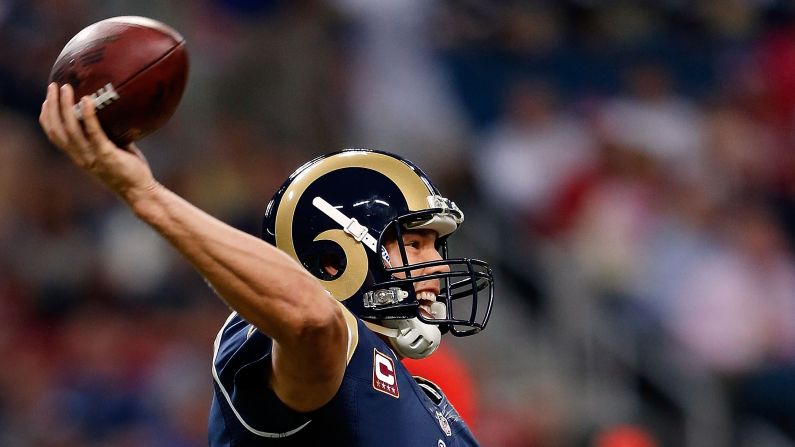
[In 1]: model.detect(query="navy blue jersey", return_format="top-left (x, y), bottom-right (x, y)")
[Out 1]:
top-left (209, 311), bottom-right (479, 447)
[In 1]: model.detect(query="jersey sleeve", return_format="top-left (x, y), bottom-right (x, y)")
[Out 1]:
top-left (211, 312), bottom-right (312, 437)
top-left (211, 306), bottom-right (360, 439)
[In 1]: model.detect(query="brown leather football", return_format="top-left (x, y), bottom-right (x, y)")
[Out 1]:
top-left (49, 16), bottom-right (189, 146)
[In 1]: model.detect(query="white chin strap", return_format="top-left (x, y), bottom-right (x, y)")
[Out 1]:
top-left (365, 319), bottom-right (442, 359)
top-left (363, 300), bottom-right (446, 360)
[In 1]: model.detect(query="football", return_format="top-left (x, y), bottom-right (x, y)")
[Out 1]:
top-left (49, 16), bottom-right (189, 146)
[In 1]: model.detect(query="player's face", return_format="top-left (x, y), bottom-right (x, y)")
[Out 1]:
top-left (383, 229), bottom-right (449, 319)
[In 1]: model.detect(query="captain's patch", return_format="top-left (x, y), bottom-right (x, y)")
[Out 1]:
top-left (372, 349), bottom-right (399, 398)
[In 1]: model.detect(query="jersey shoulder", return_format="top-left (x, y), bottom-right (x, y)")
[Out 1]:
top-left (210, 313), bottom-right (311, 441)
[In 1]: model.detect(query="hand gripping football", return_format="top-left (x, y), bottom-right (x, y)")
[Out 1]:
top-left (49, 16), bottom-right (189, 146)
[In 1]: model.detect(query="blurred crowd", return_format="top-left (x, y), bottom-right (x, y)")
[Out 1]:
top-left (4, 1), bottom-right (795, 446)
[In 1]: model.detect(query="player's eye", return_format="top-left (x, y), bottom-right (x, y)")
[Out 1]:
top-left (403, 239), bottom-right (421, 249)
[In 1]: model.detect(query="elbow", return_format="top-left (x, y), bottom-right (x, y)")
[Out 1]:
top-left (280, 283), bottom-right (346, 346)
top-left (293, 299), bottom-right (346, 342)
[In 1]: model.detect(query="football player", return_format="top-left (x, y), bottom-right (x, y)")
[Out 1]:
top-left (40, 84), bottom-right (494, 446)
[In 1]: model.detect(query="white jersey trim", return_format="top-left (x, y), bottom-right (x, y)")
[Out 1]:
top-left (211, 312), bottom-right (312, 438)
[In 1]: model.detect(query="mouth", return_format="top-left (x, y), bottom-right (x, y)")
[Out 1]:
top-left (416, 290), bottom-right (438, 319)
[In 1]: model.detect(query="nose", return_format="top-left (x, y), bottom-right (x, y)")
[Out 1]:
top-left (421, 247), bottom-right (450, 273)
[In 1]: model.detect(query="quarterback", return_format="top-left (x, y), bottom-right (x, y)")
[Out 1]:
top-left (39, 84), bottom-right (494, 446)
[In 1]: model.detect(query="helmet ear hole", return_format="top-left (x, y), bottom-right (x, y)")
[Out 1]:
top-left (306, 241), bottom-right (347, 281)
top-left (320, 251), bottom-right (345, 280)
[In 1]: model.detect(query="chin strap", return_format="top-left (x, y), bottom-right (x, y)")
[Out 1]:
top-left (363, 320), bottom-right (400, 338)
top-left (364, 318), bottom-right (441, 359)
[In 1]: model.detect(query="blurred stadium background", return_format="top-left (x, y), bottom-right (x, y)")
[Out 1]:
top-left (4, 0), bottom-right (795, 446)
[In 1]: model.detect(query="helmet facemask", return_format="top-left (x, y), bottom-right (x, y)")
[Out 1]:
top-left (368, 209), bottom-right (494, 337)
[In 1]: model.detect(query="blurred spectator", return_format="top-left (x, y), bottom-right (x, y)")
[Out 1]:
top-left (596, 63), bottom-right (705, 182)
top-left (701, 98), bottom-right (781, 195)
top-left (632, 178), bottom-right (720, 328)
top-left (567, 146), bottom-right (661, 303)
top-left (664, 201), bottom-right (795, 438)
top-left (667, 202), bottom-right (795, 374)
top-left (475, 80), bottom-right (595, 227)
top-left (331, 0), bottom-right (469, 177)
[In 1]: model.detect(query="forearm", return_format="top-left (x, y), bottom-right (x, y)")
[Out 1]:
top-left (41, 84), bottom-right (348, 409)
top-left (128, 182), bottom-right (336, 340)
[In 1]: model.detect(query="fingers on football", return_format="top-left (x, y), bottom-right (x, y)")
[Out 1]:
top-left (40, 83), bottom-right (68, 146)
top-left (58, 84), bottom-right (89, 148)
top-left (80, 95), bottom-right (113, 152)
top-left (54, 85), bottom-right (100, 169)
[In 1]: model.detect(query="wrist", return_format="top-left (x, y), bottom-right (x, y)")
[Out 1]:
top-left (125, 180), bottom-right (165, 219)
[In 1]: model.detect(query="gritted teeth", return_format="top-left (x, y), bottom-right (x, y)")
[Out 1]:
top-left (417, 291), bottom-right (441, 319)
top-left (416, 291), bottom-right (437, 303)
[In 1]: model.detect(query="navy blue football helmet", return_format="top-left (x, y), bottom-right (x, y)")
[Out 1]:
top-left (262, 149), bottom-right (493, 336)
